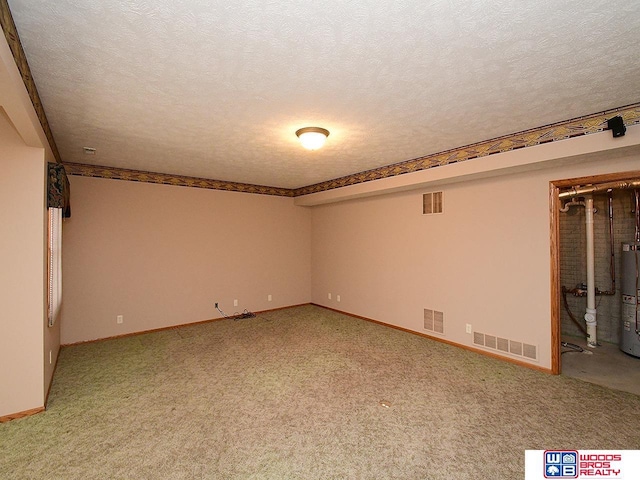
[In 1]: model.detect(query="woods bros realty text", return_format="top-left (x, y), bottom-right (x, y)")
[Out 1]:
top-left (577, 453), bottom-right (622, 476)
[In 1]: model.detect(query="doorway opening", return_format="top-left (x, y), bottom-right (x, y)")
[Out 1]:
top-left (550, 170), bottom-right (640, 394)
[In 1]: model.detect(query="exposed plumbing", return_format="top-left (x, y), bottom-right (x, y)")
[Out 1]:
top-left (559, 179), bottom-right (640, 199)
top-left (559, 198), bottom-right (585, 213)
top-left (561, 286), bottom-right (587, 335)
top-left (560, 191), bottom-right (619, 347)
top-left (634, 189), bottom-right (640, 243)
top-left (600, 190), bottom-right (616, 295)
top-left (634, 190), bottom-right (640, 337)
top-left (636, 248), bottom-right (640, 336)
top-left (559, 185), bottom-right (640, 349)
top-left (584, 195), bottom-right (598, 347)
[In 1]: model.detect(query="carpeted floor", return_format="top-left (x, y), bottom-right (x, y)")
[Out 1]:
top-left (1, 305), bottom-right (639, 479)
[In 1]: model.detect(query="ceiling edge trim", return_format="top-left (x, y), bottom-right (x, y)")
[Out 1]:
top-left (63, 162), bottom-right (296, 197)
top-left (292, 103), bottom-right (640, 197)
top-left (64, 104), bottom-right (640, 198)
top-left (0, 0), bottom-right (61, 163)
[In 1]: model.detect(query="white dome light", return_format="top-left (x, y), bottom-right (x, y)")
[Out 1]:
top-left (295, 127), bottom-right (330, 150)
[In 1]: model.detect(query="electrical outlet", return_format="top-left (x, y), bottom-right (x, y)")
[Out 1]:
top-left (234, 299), bottom-right (238, 307)
top-left (337, 295), bottom-right (341, 302)
top-left (117, 315), bottom-right (123, 324)
top-left (215, 302), bottom-right (219, 309)
top-left (465, 324), bottom-right (472, 334)
top-left (268, 294), bottom-right (272, 302)
top-left (328, 293), bottom-right (332, 300)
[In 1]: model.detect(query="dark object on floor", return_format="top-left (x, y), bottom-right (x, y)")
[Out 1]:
top-left (561, 341), bottom-right (584, 354)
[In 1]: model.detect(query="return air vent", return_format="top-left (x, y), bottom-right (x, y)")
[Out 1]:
top-left (423, 191), bottom-right (443, 214)
top-left (424, 309), bottom-right (444, 335)
top-left (473, 330), bottom-right (538, 362)
top-left (509, 341), bottom-right (523, 356)
top-left (522, 343), bottom-right (537, 360)
top-left (484, 334), bottom-right (497, 349)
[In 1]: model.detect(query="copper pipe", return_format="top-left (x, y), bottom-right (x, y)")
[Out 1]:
top-left (559, 180), bottom-right (640, 199)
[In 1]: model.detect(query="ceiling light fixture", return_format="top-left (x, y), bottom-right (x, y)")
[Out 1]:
top-left (295, 127), bottom-right (330, 150)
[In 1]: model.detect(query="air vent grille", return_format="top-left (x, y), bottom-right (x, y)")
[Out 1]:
top-left (523, 343), bottom-right (537, 360)
top-left (424, 309), bottom-right (433, 331)
top-left (509, 341), bottom-right (523, 356)
top-left (473, 330), bottom-right (537, 362)
top-left (424, 309), bottom-right (444, 335)
top-left (433, 310), bottom-right (444, 334)
top-left (423, 192), bottom-right (444, 214)
top-left (497, 337), bottom-right (509, 353)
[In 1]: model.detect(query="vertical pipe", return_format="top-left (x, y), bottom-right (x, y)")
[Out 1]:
top-left (636, 191), bottom-right (640, 336)
top-left (584, 195), bottom-right (597, 347)
top-left (636, 249), bottom-right (639, 335)
top-left (607, 191), bottom-right (615, 294)
top-left (635, 190), bottom-right (640, 243)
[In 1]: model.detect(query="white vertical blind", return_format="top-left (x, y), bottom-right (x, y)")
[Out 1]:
top-left (48, 207), bottom-right (63, 327)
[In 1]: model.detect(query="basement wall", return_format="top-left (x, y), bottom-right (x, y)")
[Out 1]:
top-left (310, 151), bottom-right (640, 371)
top-left (61, 176), bottom-right (312, 344)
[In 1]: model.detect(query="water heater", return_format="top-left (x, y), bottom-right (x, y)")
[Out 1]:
top-left (621, 242), bottom-right (640, 357)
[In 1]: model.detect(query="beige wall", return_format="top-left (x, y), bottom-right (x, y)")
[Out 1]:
top-left (0, 111), bottom-right (47, 417)
top-left (61, 176), bottom-right (312, 344)
top-left (311, 151), bottom-right (640, 370)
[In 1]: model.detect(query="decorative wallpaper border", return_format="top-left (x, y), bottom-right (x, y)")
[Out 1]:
top-left (63, 163), bottom-right (296, 197)
top-left (0, 0), bottom-right (61, 163)
top-left (60, 103), bottom-right (640, 198)
top-left (294, 103), bottom-right (640, 197)
top-left (3, 2), bottom-right (639, 198)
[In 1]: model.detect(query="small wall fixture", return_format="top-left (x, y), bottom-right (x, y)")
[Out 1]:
top-left (295, 127), bottom-right (329, 150)
top-left (607, 116), bottom-right (626, 138)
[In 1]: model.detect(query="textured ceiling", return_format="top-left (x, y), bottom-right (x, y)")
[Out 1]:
top-left (7, 0), bottom-right (640, 189)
